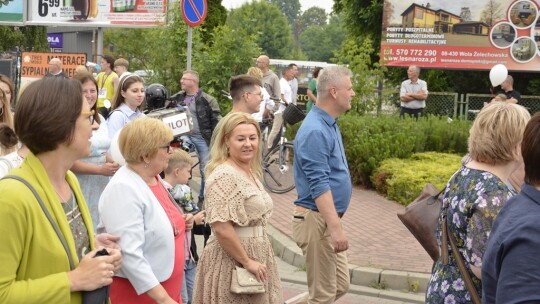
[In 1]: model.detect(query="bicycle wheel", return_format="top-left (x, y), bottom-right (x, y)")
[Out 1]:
top-left (263, 142), bottom-right (295, 194)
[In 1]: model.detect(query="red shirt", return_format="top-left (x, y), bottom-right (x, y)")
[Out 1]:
top-left (110, 178), bottom-right (185, 303)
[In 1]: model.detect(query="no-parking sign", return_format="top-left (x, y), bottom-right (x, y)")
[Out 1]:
top-left (181, 0), bottom-right (207, 27)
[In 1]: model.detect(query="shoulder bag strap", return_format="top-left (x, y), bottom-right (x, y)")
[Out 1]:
top-left (0, 157), bottom-right (14, 171)
top-left (440, 168), bottom-right (463, 264)
top-left (2, 175), bottom-right (76, 270)
top-left (441, 206), bottom-right (449, 264)
top-left (444, 217), bottom-right (481, 304)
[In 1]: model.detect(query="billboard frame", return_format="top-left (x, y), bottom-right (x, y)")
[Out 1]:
top-left (0, 0), bottom-right (25, 26)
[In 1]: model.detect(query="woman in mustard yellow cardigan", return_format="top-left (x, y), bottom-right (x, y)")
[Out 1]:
top-left (0, 77), bottom-right (122, 303)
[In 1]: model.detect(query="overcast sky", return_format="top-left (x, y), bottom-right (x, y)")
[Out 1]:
top-left (221, 0), bottom-right (334, 14)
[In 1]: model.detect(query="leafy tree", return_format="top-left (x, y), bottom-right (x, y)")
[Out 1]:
top-left (0, 26), bottom-right (23, 51)
top-left (334, 36), bottom-right (388, 114)
top-left (104, 2), bottom-right (261, 107)
top-left (196, 25), bottom-right (261, 113)
top-left (299, 26), bottom-right (326, 61)
top-left (290, 45), bottom-right (308, 61)
top-left (0, 26), bottom-right (48, 51)
top-left (300, 15), bottom-right (346, 62)
top-left (294, 6), bottom-right (327, 57)
top-left (267, 0), bottom-right (301, 24)
top-left (104, 2), bottom-right (201, 91)
top-left (19, 26), bottom-right (49, 51)
top-left (149, 24), bottom-right (196, 92)
top-left (334, 0), bottom-right (384, 61)
top-left (226, 1), bottom-right (293, 58)
top-left (298, 7), bottom-right (327, 29)
top-left (199, 0), bottom-right (227, 44)
top-left (104, 28), bottom-right (156, 71)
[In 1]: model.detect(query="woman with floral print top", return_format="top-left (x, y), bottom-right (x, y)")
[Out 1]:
top-left (425, 102), bottom-right (530, 304)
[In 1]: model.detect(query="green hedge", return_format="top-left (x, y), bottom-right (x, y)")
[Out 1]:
top-left (371, 152), bottom-right (462, 205)
top-left (288, 113), bottom-right (471, 187)
top-left (340, 114), bottom-right (469, 186)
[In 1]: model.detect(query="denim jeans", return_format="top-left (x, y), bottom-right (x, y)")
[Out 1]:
top-left (189, 135), bottom-right (209, 199)
top-left (181, 259), bottom-right (197, 304)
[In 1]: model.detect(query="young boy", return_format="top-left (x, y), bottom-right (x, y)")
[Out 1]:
top-left (162, 148), bottom-right (204, 304)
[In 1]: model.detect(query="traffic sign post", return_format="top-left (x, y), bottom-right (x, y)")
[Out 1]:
top-left (181, 0), bottom-right (207, 70)
top-left (182, 0), bottom-right (208, 27)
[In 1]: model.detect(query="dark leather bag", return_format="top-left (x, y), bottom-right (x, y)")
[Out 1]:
top-left (397, 183), bottom-right (443, 262)
top-left (82, 249), bottom-right (110, 304)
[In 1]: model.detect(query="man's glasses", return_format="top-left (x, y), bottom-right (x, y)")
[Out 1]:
top-left (80, 110), bottom-right (95, 124)
top-left (246, 91), bottom-right (263, 99)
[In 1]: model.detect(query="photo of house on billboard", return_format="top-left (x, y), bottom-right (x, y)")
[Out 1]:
top-left (381, 0), bottom-right (540, 71)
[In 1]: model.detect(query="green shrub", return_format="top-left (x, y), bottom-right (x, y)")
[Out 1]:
top-left (287, 113), bottom-right (471, 187)
top-left (340, 114), bottom-right (470, 186)
top-left (372, 152), bottom-right (462, 205)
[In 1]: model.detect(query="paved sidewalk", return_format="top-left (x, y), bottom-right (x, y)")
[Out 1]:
top-left (189, 159), bottom-right (432, 302)
top-left (267, 187), bottom-right (433, 274)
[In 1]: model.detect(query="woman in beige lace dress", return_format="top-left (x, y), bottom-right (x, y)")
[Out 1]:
top-left (192, 112), bottom-right (282, 303)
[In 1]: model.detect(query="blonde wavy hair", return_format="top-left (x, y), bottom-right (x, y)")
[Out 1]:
top-left (0, 89), bottom-right (13, 129)
top-left (469, 101), bottom-right (530, 165)
top-left (206, 112), bottom-right (262, 178)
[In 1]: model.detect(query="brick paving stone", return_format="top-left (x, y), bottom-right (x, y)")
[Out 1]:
top-left (267, 186), bottom-right (434, 274)
top-left (190, 154), bottom-right (433, 274)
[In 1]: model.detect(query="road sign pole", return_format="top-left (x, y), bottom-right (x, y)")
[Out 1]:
top-left (97, 27), bottom-right (104, 63)
top-left (181, 0), bottom-right (207, 70)
top-left (187, 26), bottom-right (192, 70)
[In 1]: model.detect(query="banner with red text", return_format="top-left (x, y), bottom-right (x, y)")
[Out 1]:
top-left (381, 0), bottom-right (540, 71)
top-left (20, 52), bottom-right (87, 87)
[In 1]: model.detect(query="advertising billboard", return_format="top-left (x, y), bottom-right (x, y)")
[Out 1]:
top-left (20, 52), bottom-right (87, 87)
top-left (27, 0), bottom-right (167, 27)
top-left (381, 0), bottom-right (540, 71)
top-left (0, 0), bottom-right (24, 25)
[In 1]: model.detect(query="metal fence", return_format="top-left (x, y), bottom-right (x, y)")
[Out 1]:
top-left (425, 92), bottom-right (459, 117)
top-left (424, 92), bottom-right (540, 120)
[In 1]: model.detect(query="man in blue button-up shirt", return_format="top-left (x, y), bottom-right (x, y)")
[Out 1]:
top-left (292, 66), bottom-right (355, 303)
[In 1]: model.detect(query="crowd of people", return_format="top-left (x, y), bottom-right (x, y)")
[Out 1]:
top-left (0, 55), bottom-right (310, 304)
top-left (1, 53), bottom-right (539, 304)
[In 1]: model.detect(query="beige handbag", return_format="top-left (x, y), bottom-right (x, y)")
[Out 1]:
top-left (230, 266), bottom-right (265, 294)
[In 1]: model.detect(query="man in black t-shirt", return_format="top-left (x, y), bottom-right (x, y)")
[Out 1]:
top-left (501, 75), bottom-right (521, 104)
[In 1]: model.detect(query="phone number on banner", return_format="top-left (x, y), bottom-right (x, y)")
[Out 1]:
top-left (384, 48), bottom-right (437, 57)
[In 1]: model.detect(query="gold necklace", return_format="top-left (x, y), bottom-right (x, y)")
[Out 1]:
top-left (54, 187), bottom-right (68, 202)
top-left (55, 187), bottom-right (76, 219)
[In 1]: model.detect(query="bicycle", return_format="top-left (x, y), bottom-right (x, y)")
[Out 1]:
top-left (262, 101), bottom-right (303, 194)
top-left (220, 89), bottom-right (298, 193)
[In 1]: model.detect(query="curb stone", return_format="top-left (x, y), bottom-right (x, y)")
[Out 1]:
top-left (189, 174), bottom-right (427, 303)
top-left (267, 225), bottom-right (426, 303)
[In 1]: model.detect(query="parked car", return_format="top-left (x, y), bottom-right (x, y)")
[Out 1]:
top-left (492, 32), bottom-right (503, 39)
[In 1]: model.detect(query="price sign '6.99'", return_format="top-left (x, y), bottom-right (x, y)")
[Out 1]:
top-left (29, 0), bottom-right (167, 27)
